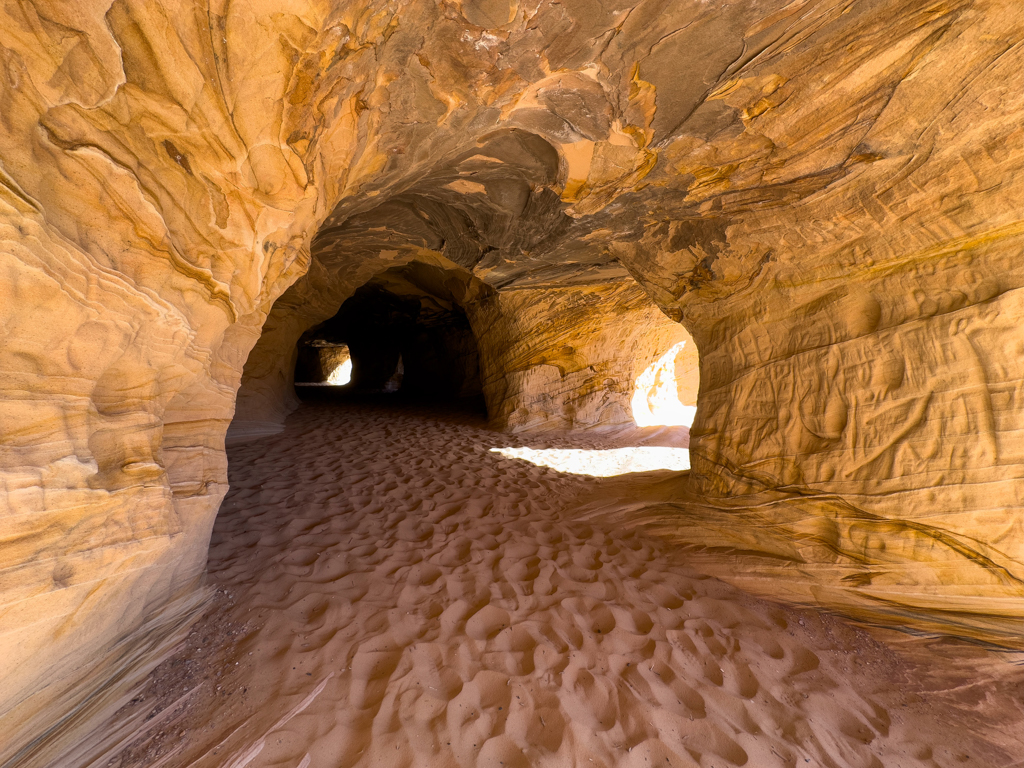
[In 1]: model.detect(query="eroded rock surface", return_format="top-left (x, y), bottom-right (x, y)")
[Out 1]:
top-left (472, 282), bottom-right (692, 431)
top-left (0, 0), bottom-right (1020, 761)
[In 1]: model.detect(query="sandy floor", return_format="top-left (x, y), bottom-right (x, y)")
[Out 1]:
top-left (104, 398), bottom-right (1022, 768)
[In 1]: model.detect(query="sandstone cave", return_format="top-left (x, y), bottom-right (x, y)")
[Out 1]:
top-left (293, 266), bottom-right (486, 402)
top-left (1, 2), bottom-right (1021, 767)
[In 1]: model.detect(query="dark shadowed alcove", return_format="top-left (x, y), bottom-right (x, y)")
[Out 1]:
top-left (294, 264), bottom-right (484, 404)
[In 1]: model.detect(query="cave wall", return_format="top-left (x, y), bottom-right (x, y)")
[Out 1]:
top-left (234, 251), bottom-right (493, 424)
top-left (400, 320), bottom-right (483, 400)
top-left (600, 0), bottom-right (1024, 644)
top-left (470, 283), bottom-right (693, 431)
top-left (0, 2), bottom-right (327, 754)
top-left (1, 0), bottom-right (1021, 760)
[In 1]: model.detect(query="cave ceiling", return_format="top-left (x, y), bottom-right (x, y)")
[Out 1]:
top-left (295, 0), bottom-right (982, 296)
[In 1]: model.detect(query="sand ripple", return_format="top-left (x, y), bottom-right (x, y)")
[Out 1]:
top-left (105, 400), bottom-right (1021, 768)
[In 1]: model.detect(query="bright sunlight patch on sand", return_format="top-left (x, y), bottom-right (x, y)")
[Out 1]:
top-left (632, 341), bottom-right (697, 428)
top-left (491, 446), bottom-right (690, 477)
top-left (326, 357), bottom-right (352, 385)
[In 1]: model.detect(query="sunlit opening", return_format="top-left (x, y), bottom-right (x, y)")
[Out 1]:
top-left (491, 446), bottom-right (689, 477)
top-left (326, 357), bottom-right (352, 385)
top-left (632, 341), bottom-right (697, 428)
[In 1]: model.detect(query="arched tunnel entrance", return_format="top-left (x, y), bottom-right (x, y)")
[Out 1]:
top-left (279, 257), bottom-right (702, 483)
top-left (281, 260), bottom-right (701, 444)
top-left (294, 264), bottom-right (485, 407)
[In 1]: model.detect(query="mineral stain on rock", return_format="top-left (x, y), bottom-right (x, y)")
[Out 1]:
top-left (162, 141), bottom-right (193, 175)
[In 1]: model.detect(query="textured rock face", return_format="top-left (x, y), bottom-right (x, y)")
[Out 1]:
top-left (471, 282), bottom-right (693, 431)
top-left (0, 0), bottom-right (1020, 759)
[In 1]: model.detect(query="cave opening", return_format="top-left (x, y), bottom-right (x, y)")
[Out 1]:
top-left (293, 263), bottom-right (486, 414)
top-left (278, 256), bottom-right (703, 481)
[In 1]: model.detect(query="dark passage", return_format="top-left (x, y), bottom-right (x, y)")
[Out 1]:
top-left (294, 264), bottom-right (484, 407)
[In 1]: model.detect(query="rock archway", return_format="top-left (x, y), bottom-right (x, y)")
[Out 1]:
top-left (0, 0), bottom-right (1020, 763)
top-left (296, 265), bottom-right (485, 399)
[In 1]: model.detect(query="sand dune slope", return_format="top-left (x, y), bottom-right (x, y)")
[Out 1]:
top-left (104, 400), bottom-right (1021, 768)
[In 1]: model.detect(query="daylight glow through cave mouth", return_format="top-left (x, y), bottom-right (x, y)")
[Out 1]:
top-left (491, 446), bottom-right (690, 477)
top-left (632, 341), bottom-right (697, 428)
top-left (326, 357), bottom-right (353, 385)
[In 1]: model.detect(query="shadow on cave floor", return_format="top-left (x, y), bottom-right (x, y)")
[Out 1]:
top-left (292, 386), bottom-right (695, 477)
top-left (294, 386), bottom-right (490, 422)
top-left (98, 395), bottom-right (1023, 768)
top-left (295, 385), bottom-right (692, 445)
